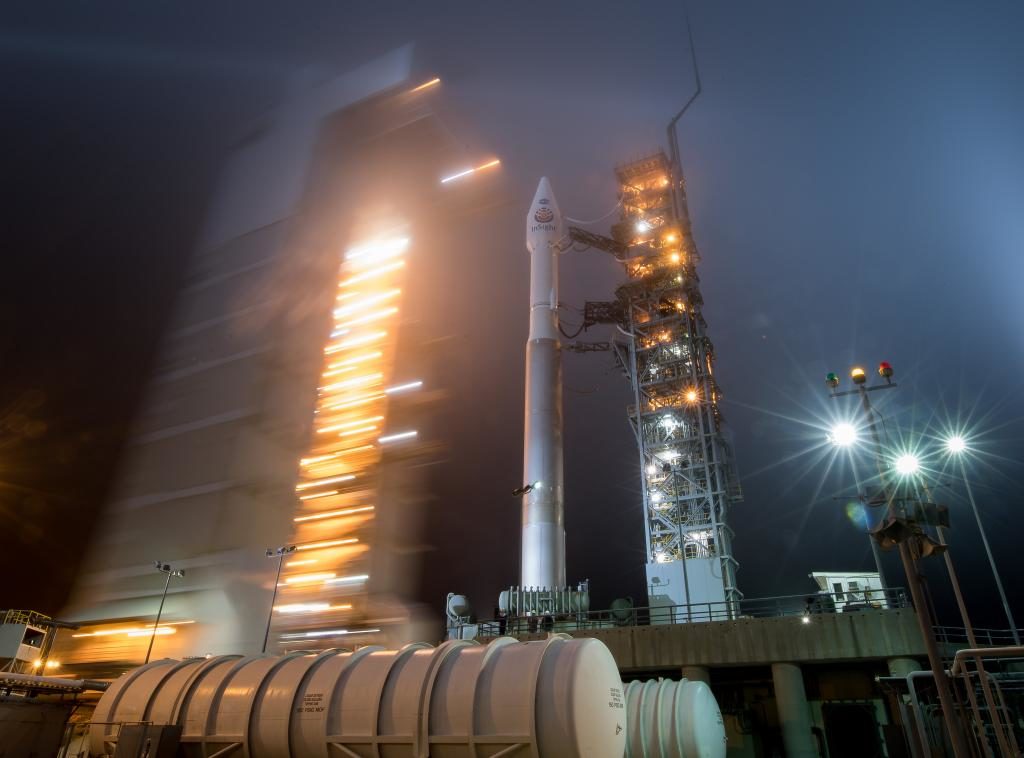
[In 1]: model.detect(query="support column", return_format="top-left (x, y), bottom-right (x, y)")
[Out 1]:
top-left (888, 657), bottom-right (920, 679)
top-left (682, 665), bottom-right (710, 685)
top-left (772, 663), bottom-right (817, 758)
top-left (886, 658), bottom-right (924, 757)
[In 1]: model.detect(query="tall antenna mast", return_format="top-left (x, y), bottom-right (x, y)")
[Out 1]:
top-left (666, 2), bottom-right (703, 259)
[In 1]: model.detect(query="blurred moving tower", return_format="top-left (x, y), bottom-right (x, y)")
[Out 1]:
top-left (594, 152), bottom-right (743, 616)
top-left (57, 48), bottom-right (483, 672)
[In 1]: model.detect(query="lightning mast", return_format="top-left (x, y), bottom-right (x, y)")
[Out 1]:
top-left (562, 11), bottom-right (743, 618)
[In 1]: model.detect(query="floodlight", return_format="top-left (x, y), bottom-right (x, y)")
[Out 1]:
top-left (829, 422), bottom-right (857, 447)
top-left (945, 436), bottom-right (966, 455)
top-left (894, 453), bottom-right (920, 476)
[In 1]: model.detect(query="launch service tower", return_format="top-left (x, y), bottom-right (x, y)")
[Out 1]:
top-left (597, 152), bottom-right (743, 617)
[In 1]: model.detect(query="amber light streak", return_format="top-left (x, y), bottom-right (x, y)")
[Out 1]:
top-left (294, 505), bottom-right (375, 523)
top-left (334, 291), bottom-right (399, 316)
top-left (299, 445), bottom-right (374, 468)
top-left (299, 490), bottom-right (337, 501)
top-left (317, 416), bottom-right (384, 434)
top-left (440, 158), bottom-right (502, 185)
top-left (294, 474), bottom-right (355, 491)
top-left (296, 537), bottom-right (359, 551)
top-left (284, 572), bottom-right (336, 585)
top-left (409, 77), bottom-right (441, 93)
top-left (327, 351), bottom-right (382, 368)
top-left (319, 374), bottom-right (383, 392)
top-left (278, 232), bottom-right (411, 643)
top-left (274, 602), bottom-right (353, 614)
top-left (340, 260), bottom-right (406, 287)
top-left (345, 237), bottom-right (409, 263)
top-left (339, 425), bottom-right (378, 437)
top-left (324, 331), bottom-right (387, 354)
top-left (72, 621), bottom-right (195, 638)
top-left (337, 307), bottom-right (399, 328)
top-left (323, 393), bottom-right (385, 411)
top-left (344, 236), bottom-right (407, 260)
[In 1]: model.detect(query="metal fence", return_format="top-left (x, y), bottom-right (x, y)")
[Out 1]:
top-left (468, 587), bottom-right (910, 637)
top-left (934, 626), bottom-right (1023, 647)
top-left (0, 609), bottom-right (52, 627)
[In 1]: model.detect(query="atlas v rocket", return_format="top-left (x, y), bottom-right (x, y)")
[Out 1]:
top-left (521, 178), bottom-right (566, 590)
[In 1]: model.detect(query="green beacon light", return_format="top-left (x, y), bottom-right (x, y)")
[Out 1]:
top-left (825, 372), bottom-right (840, 389)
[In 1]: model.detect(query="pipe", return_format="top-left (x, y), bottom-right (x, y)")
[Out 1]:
top-left (925, 507), bottom-right (1014, 758)
top-left (0, 671), bottom-right (109, 691)
top-left (905, 671), bottom-right (937, 758)
top-left (950, 646), bottom-right (1024, 676)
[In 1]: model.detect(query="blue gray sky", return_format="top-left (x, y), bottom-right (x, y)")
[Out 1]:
top-left (2, 1), bottom-right (1023, 624)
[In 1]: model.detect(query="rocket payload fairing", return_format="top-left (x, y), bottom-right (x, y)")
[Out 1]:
top-left (521, 178), bottom-right (565, 590)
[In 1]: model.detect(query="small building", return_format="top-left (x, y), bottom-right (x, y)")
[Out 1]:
top-left (0, 610), bottom-right (51, 674)
top-left (810, 571), bottom-right (888, 612)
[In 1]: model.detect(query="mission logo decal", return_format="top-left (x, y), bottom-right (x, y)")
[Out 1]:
top-left (534, 207), bottom-right (554, 224)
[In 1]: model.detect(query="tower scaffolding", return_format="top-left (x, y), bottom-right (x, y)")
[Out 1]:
top-left (603, 151), bottom-right (742, 618)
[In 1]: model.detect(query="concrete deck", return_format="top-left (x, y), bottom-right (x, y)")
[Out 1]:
top-left (493, 609), bottom-right (927, 671)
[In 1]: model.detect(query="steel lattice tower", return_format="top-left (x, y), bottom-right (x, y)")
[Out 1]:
top-left (607, 152), bottom-right (743, 617)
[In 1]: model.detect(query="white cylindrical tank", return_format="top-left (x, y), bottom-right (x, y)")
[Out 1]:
top-left (89, 635), bottom-right (627, 758)
top-left (624, 678), bottom-right (726, 758)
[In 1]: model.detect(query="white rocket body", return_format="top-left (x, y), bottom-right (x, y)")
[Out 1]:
top-left (521, 178), bottom-right (565, 590)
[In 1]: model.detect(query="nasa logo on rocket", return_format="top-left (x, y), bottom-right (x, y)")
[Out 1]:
top-left (527, 180), bottom-right (562, 249)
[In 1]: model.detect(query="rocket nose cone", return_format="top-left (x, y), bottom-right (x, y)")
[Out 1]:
top-left (530, 177), bottom-right (560, 218)
top-left (526, 177), bottom-right (562, 252)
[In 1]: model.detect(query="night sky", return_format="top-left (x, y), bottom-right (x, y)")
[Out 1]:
top-left (3, 1), bottom-right (1024, 629)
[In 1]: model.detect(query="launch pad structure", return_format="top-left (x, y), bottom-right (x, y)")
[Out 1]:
top-left (565, 151), bottom-right (743, 617)
top-left (498, 151), bottom-right (744, 622)
top-left (616, 151), bottom-right (742, 614)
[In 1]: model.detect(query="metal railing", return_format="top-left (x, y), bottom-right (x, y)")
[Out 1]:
top-left (467, 588), bottom-right (909, 637)
top-left (0, 609), bottom-right (52, 627)
top-left (934, 626), bottom-right (1024, 647)
top-left (905, 647), bottom-right (1024, 757)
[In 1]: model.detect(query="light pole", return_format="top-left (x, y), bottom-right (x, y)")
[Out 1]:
top-left (908, 466), bottom-right (1016, 758)
top-left (826, 363), bottom-right (969, 757)
top-left (827, 365), bottom-right (898, 589)
top-left (945, 436), bottom-right (1020, 644)
top-left (262, 545), bottom-right (297, 654)
top-left (145, 561), bottom-right (184, 664)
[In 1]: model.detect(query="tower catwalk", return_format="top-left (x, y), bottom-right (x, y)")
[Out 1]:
top-left (607, 152), bottom-right (743, 618)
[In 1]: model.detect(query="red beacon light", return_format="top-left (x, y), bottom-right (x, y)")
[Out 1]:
top-left (878, 361), bottom-right (894, 380)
